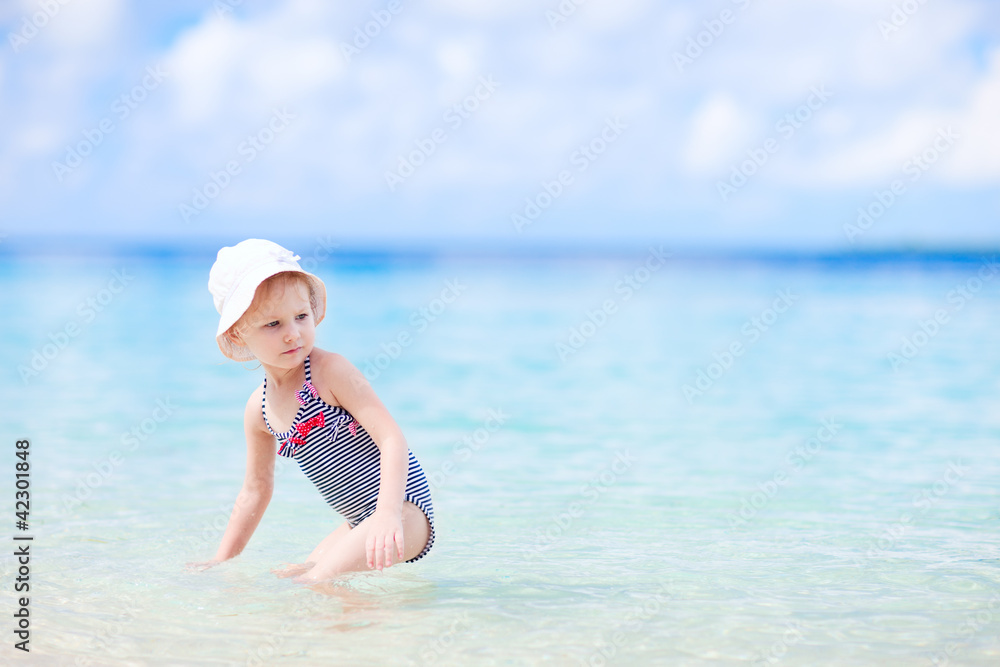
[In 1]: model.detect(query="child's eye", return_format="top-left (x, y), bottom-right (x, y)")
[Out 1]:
top-left (296, 313), bottom-right (308, 320)
top-left (265, 320), bottom-right (279, 328)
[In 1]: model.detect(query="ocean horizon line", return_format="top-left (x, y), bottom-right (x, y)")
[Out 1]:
top-left (0, 234), bottom-right (997, 266)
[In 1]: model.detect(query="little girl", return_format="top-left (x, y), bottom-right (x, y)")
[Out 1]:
top-left (196, 239), bottom-right (435, 581)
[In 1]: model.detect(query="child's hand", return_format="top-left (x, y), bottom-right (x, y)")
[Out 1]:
top-left (186, 560), bottom-right (222, 572)
top-left (365, 510), bottom-right (405, 571)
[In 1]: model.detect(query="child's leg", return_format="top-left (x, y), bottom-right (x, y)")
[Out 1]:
top-left (305, 520), bottom-right (352, 563)
top-left (272, 521), bottom-right (351, 578)
top-left (272, 563), bottom-right (314, 578)
top-left (295, 501), bottom-right (430, 582)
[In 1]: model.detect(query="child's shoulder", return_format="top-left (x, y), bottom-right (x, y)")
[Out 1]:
top-left (245, 380), bottom-right (265, 403)
top-left (309, 347), bottom-right (350, 371)
top-left (310, 348), bottom-right (366, 379)
top-left (309, 348), bottom-right (367, 393)
top-left (241, 381), bottom-right (268, 430)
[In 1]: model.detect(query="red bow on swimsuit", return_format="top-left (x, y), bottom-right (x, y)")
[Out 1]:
top-left (277, 413), bottom-right (325, 457)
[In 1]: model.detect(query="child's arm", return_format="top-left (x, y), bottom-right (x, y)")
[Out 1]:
top-left (211, 388), bottom-right (277, 563)
top-left (323, 353), bottom-right (411, 570)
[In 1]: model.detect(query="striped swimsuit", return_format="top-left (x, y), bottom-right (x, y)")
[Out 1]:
top-left (261, 355), bottom-right (435, 562)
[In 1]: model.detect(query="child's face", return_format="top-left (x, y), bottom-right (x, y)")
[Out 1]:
top-left (232, 279), bottom-right (316, 368)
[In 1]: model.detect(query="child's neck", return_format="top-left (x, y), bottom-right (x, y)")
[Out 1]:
top-left (263, 360), bottom-right (305, 389)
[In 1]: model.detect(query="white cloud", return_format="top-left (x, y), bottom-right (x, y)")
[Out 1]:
top-left (44, 0), bottom-right (123, 51)
top-left (577, 0), bottom-right (653, 32)
top-left (771, 43), bottom-right (1000, 189)
top-left (246, 37), bottom-right (343, 102)
top-left (788, 112), bottom-right (943, 187)
top-left (165, 10), bottom-right (344, 126)
top-left (165, 18), bottom-right (246, 125)
top-left (433, 37), bottom-right (484, 80)
top-left (677, 0), bottom-right (997, 190)
top-left (0, 0), bottom-right (125, 171)
top-left (1, 0), bottom-right (997, 244)
top-left (941, 48), bottom-right (1000, 185)
top-left (681, 93), bottom-right (756, 174)
top-left (426, 0), bottom-right (537, 21)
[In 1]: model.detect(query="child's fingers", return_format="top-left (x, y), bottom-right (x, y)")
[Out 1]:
top-left (367, 529), bottom-right (405, 570)
top-left (374, 533), bottom-right (386, 570)
top-left (186, 560), bottom-right (218, 572)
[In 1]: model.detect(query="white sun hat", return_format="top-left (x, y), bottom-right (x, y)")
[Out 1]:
top-left (208, 239), bottom-right (327, 361)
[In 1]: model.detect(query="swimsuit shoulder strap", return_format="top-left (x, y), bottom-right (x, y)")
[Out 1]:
top-left (261, 356), bottom-right (312, 438)
top-left (260, 376), bottom-right (279, 437)
top-left (295, 355), bottom-right (319, 406)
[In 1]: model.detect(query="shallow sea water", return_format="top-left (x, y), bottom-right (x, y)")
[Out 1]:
top-left (1, 249), bottom-right (998, 665)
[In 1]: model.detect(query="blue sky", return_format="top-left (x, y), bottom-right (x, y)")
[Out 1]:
top-left (1, 0), bottom-right (998, 251)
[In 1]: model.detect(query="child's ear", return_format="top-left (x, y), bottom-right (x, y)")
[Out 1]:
top-left (225, 329), bottom-right (245, 347)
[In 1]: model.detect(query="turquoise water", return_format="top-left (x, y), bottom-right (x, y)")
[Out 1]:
top-left (1, 248), bottom-right (998, 665)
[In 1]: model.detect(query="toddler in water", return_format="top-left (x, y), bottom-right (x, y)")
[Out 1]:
top-left (194, 239), bottom-right (435, 581)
